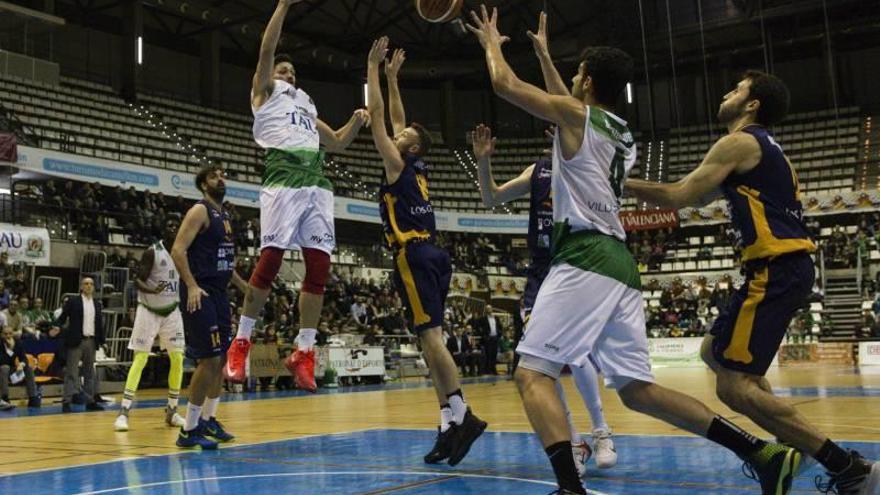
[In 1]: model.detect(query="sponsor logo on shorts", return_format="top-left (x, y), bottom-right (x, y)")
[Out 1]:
top-left (263, 234), bottom-right (277, 243)
top-left (310, 233), bottom-right (335, 244)
top-left (543, 342), bottom-right (560, 353)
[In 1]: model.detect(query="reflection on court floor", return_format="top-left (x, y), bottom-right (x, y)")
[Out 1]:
top-left (4, 428), bottom-right (878, 494)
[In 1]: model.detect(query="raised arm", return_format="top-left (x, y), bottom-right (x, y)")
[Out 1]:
top-left (170, 203), bottom-right (209, 312)
top-left (467, 6), bottom-right (583, 128)
top-left (366, 37), bottom-right (406, 183)
top-left (317, 110), bottom-right (370, 153)
top-left (252, 0), bottom-right (300, 106)
top-left (472, 124), bottom-right (532, 207)
top-left (527, 12), bottom-right (569, 96)
top-left (626, 133), bottom-right (761, 209)
top-left (385, 49), bottom-right (407, 135)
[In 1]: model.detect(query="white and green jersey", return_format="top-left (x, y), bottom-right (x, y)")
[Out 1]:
top-left (252, 80), bottom-right (330, 190)
top-left (550, 106), bottom-right (640, 290)
top-left (138, 240), bottom-right (179, 317)
top-left (551, 106), bottom-right (635, 241)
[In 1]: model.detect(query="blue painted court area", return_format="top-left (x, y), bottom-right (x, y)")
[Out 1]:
top-left (3, 429), bottom-right (878, 494)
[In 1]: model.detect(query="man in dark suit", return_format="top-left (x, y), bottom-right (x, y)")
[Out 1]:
top-left (474, 305), bottom-right (502, 375)
top-left (51, 277), bottom-right (105, 412)
top-left (446, 325), bottom-right (477, 377)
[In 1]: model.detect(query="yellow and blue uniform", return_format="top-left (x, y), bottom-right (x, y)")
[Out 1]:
top-left (181, 200), bottom-right (236, 359)
top-left (711, 125), bottom-right (817, 375)
top-left (379, 154), bottom-right (451, 333)
top-left (523, 157), bottom-right (553, 316)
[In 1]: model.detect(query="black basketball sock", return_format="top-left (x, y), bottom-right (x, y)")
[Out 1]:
top-left (707, 416), bottom-right (767, 459)
top-left (545, 441), bottom-right (586, 494)
top-left (814, 439), bottom-right (852, 473)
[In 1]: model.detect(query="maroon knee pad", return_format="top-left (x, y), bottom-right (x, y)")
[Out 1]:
top-left (249, 247), bottom-right (284, 290)
top-left (301, 248), bottom-right (330, 295)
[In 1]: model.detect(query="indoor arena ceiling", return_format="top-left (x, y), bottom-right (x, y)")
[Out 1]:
top-left (9, 0), bottom-right (880, 84)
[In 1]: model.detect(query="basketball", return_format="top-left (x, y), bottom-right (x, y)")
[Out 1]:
top-left (415, 0), bottom-right (463, 23)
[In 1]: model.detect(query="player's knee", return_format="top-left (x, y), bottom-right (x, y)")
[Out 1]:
top-left (301, 248), bottom-right (330, 295)
top-left (700, 336), bottom-right (719, 370)
top-left (250, 247), bottom-right (284, 290)
top-left (617, 380), bottom-right (655, 413)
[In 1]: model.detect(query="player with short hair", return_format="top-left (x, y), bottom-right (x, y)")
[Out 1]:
top-left (225, 0), bottom-right (370, 392)
top-left (114, 216), bottom-right (186, 432)
top-left (470, 14), bottom-right (617, 476)
top-left (171, 165), bottom-right (248, 449)
top-left (626, 70), bottom-right (879, 495)
top-left (366, 36), bottom-right (486, 467)
top-left (469, 7), bottom-right (804, 494)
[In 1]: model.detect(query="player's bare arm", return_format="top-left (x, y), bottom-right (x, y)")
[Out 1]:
top-left (467, 6), bottom-right (585, 156)
top-left (171, 203), bottom-right (209, 312)
top-left (316, 110), bottom-right (370, 153)
top-left (252, 0), bottom-right (303, 109)
top-left (528, 12), bottom-right (569, 96)
top-left (626, 132), bottom-right (762, 209)
top-left (366, 36), bottom-right (406, 184)
top-left (134, 248), bottom-right (162, 294)
top-left (472, 124), bottom-right (532, 207)
top-left (385, 48), bottom-right (407, 135)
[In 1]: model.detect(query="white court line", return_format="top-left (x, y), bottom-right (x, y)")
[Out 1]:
top-left (72, 471), bottom-right (612, 495)
top-left (1, 427), bottom-right (382, 477)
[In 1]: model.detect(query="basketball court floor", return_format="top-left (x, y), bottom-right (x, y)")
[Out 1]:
top-left (1, 366), bottom-right (878, 494)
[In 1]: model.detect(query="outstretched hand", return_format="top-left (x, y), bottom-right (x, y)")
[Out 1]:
top-left (354, 108), bottom-right (371, 128)
top-left (368, 36), bottom-right (389, 68)
top-left (385, 49), bottom-right (406, 79)
top-left (465, 5), bottom-right (510, 49)
top-left (527, 12), bottom-right (549, 55)
top-left (471, 124), bottom-right (496, 160)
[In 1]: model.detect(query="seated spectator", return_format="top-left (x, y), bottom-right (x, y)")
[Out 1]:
top-left (446, 325), bottom-right (478, 377)
top-left (0, 251), bottom-right (10, 281)
top-left (1, 300), bottom-right (25, 339)
top-left (0, 280), bottom-right (10, 309)
top-left (7, 271), bottom-right (27, 299)
top-left (0, 326), bottom-right (40, 409)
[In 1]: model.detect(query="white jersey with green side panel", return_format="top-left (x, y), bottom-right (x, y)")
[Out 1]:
top-left (549, 106), bottom-right (640, 290)
top-left (252, 80), bottom-right (330, 191)
top-left (551, 106), bottom-right (636, 242)
top-left (138, 240), bottom-right (179, 316)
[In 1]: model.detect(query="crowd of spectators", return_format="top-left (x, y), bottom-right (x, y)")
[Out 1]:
top-left (22, 179), bottom-right (261, 249)
top-left (641, 276), bottom-right (735, 338)
top-left (626, 228), bottom-right (676, 271)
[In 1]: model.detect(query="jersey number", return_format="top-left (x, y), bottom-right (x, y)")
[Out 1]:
top-left (609, 150), bottom-right (625, 199)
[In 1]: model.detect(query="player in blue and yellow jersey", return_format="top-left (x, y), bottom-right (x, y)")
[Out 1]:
top-left (170, 165), bottom-right (248, 450)
top-left (627, 71), bottom-right (878, 494)
top-left (366, 36), bottom-right (486, 467)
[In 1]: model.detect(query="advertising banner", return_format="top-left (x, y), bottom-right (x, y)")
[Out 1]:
top-left (16, 146), bottom-right (531, 234)
top-left (0, 223), bottom-right (50, 266)
top-left (316, 346), bottom-right (385, 378)
top-left (620, 209), bottom-right (679, 231)
top-left (859, 341), bottom-right (880, 366)
top-left (647, 337), bottom-right (705, 367)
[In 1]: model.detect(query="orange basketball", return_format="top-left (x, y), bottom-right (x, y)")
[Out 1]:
top-left (415, 0), bottom-right (464, 23)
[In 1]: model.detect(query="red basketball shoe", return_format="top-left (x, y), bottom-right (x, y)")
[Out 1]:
top-left (223, 338), bottom-right (251, 383)
top-left (285, 349), bottom-right (317, 393)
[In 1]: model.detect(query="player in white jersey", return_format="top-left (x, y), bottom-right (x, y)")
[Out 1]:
top-left (226, 0), bottom-right (370, 391)
top-left (114, 217), bottom-right (186, 432)
top-left (470, 14), bottom-right (616, 477)
top-left (469, 8), bottom-right (803, 494)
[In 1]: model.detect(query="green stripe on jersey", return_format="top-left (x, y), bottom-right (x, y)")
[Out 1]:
top-left (263, 148), bottom-right (332, 191)
top-left (551, 221), bottom-right (641, 290)
top-left (141, 301), bottom-right (178, 317)
top-left (588, 107), bottom-right (635, 148)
